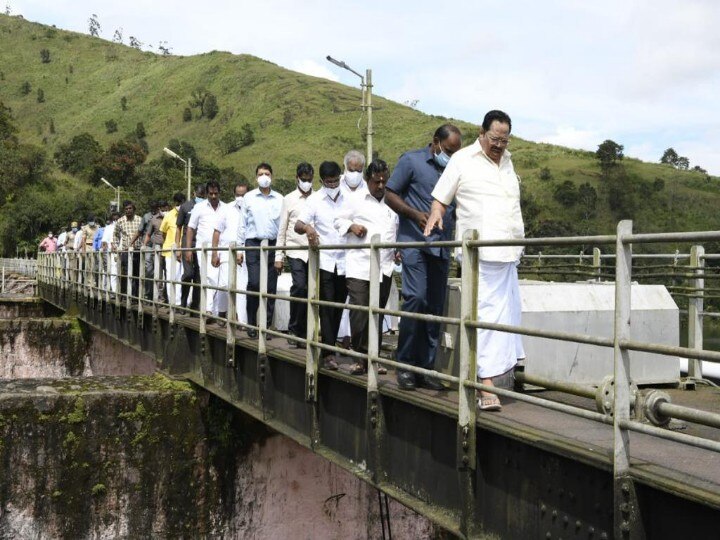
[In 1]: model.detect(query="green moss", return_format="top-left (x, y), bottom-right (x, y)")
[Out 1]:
top-left (62, 397), bottom-right (86, 424)
top-left (91, 483), bottom-right (106, 496)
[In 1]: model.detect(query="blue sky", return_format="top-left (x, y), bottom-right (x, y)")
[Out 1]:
top-left (10, 0), bottom-right (720, 174)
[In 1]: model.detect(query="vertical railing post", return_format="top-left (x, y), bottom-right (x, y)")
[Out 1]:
top-left (305, 244), bottom-right (321, 447)
top-left (688, 245), bottom-right (704, 380)
top-left (366, 234), bottom-right (384, 481)
top-left (258, 240), bottom-right (269, 354)
top-left (613, 220), bottom-right (642, 539)
top-left (136, 247), bottom-right (144, 328)
top-left (126, 247), bottom-right (134, 311)
top-left (226, 242), bottom-right (237, 367)
top-left (593, 247), bottom-right (602, 282)
top-left (2, 265), bottom-right (5, 294)
top-left (199, 242), bottom-right (208, 335)
top-left (168, 246), bottom-right (176, 326)
top-left (458, 229), bottom-right (479, 538)
top-left (152, 246), bottom-right (161, 318)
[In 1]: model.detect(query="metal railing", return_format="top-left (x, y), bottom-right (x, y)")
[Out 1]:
top-left (35, 221), bottom-right (720, 538)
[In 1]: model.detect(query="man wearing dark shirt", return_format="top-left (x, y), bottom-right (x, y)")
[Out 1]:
top-left (385, 124), bottom-right (462, 390)
top-left (175, 184), bottom-right (206, 312)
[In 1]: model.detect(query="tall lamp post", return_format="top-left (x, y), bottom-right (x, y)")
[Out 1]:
top-left (163, 147), bottom-right (192, 200)
top-left (326, 55), bottom-right (373, 162)
top-left (100, 177), bottom-right (120, 211)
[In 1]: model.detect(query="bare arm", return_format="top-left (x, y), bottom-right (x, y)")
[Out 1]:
top-left (184, 227), bottom-right (195, 263)
top-left (423, 199), bottom-right (448, 236)
top-left (385, 189), bottom-right (428, 230)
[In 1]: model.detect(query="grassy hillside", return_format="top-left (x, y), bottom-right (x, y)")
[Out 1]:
top-left (1, 13), bottom-right (719, 255)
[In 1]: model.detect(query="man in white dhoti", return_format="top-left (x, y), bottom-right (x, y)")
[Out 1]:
top-left (425, 110), bottom-right (525, 411)
top-left (211, 183), bottom-right (249, 325)
top-left (186, 180), bottom-right (225, 318)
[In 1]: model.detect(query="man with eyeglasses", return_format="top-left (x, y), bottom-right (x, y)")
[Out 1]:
top-left (385, 124), bottom-right (462, 391)
top-left (425, 110), bottom-right (525, 412)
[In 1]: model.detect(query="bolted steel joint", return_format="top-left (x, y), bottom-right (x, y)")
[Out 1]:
top-left (642, 390), bottom-right (672, 427)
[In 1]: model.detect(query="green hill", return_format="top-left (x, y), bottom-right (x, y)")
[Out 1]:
top-left (1, 13), bottom-right (719, 255)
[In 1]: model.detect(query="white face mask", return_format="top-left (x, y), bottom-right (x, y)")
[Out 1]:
top-left (324, 186), bottom-right (340, 199)
top-left (257, 174), bottom-right (272, 189)
top-left (343, 170), bottom-right (363, 189)
top-left (235, 196), bottom-right (244, 207)
top-left (297, 179), bottom-right (313, 193)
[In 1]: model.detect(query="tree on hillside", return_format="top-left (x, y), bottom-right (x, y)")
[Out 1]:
top-left (135, 122), bottom-right (146, 139)
top-left (54, 132), bottom-right (103, 179)
top-left (660, 147), bottom-right (678, 166)
top-left (40, 48), bottom-right (51, 63)
top-left (553, 180), bottom-right (578, 207)
top-left (577, 183), bottom-right (598, 220)
top-left (692, 165), bottom-right (707, 174)
top-left (97, 140), bottom-right (147, 186)
top-left (158, 41), bottom-right (171, 55)
top-left (202, 93), bottom-right (219, 119)
top-left (595, 139), bottom-right (624, 173)
top-left (105, 119), bottom-right (118, 134)
top-left (20, 81), bottom-right (31, 95)
top-left (112, 28), bottom-right (123, 44)
top-left (0, 102), bottom-right (18, 142)
top-left (88, 14), bottom-right (101, 37)
top-left (676, 156), bottom-right (689, 170)
top-left (36, 88), bottom-right (44, 103)
top-left (129, 36), bottom-right (142, 49)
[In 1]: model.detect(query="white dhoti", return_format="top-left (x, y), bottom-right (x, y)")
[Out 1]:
top-left (215, 253), bottom-right (248, 323)
top-left (338, 297), bottom-right (351, 339)
top-left (476, 260), bottom-right (525, 379)
top-left (198, 249), bottom-right (219, 313)
top-left (164, 254), bottom-right (183, 305)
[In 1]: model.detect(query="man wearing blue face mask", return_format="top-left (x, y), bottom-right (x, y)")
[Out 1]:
top-left (385, 123), bottom-right (462, 391)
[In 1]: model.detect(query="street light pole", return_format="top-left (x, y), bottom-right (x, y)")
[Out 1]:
top-left (100, 177), bottom-right (120, 211)
top-left (326, 55), bottom-right (373, 161)
top-left (163, 147), bottom-right (191, 200)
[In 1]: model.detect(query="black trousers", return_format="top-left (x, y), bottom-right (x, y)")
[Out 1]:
top-left (181, 253), bottom-right (200, 310)
top-left (119, 252), bottom-right (141, 299)
top-left (288, 257), bottom-right (308, 337)
top-left (319, 268), bottom-right (347, 358)
top-left (246, 238), bottom-right (278, 327)
top-left (346, 275), bottom-right (393, 354)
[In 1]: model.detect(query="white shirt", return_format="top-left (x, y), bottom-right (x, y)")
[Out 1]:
top-left (73, 231), bottom-right (83, 250)
top-left (335, 191), bottom-right (398, 281)
top-left (101, 222), bottom-right (115, 250)
top-left (215, 200), bottom-right (245, 247)
top-left (432, 139), bottom-right (524, 262)
top-left (298, 189), bottom-right (347, 275)
top-left (276, 189), bottom-right (311, 263)
top-left (188, 199), bottom-right (225, 246)
top-left (57, 231), bottom-right (67, 251)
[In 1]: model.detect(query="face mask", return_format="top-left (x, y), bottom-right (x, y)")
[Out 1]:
top-left (324, 186), bottom-right (340, 199)
top-left (434, 149), bottom-right (451, 168)
top-left (88, 221), bottom-right (96, 227)
top-left (160, 211), bottom-right (166, 217)
top-left (235, 196), bottom-right (244, 207)
top-left (195, 197), bottom-right (205, 204)
top-left (344, 170), bottom-right (363, 189)
top-left (257, 174), bottom-right (272, 189)
top-left (393, 263), bottom-right (402, 274)
top-left (298, 179), bottom-right (313, 193)
top-left (72, 227), bottom-right (78, 233)
top-left (49, 234), bottom-right (54, 238)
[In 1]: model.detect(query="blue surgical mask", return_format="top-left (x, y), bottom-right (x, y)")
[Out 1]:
top-left (195, 197), bottom-right (205, 203)
top-left (434, 150), bottom-right (451, 168)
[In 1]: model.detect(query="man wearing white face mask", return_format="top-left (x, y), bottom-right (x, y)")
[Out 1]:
top-left (295, 161), bottom-right (348, 370)
top-left (275, 162), bottom-right (314, 346)
top-left (341, 149), bottom-right (366, 194)
top-left (243, 163), bottom-right (283, 338)
top-left (212, 182), bottom-right (249, 325)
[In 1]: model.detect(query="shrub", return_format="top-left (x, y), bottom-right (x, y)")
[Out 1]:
top-left (40, 48), bottom-right (51, 63)
top-left (104, 119), bottom-right (118, 134)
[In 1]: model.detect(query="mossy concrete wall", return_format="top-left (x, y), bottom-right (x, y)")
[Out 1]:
top-left (0, 375), bottom-right (437, 539)
top-left (0, 317), bottom-right (155, 379)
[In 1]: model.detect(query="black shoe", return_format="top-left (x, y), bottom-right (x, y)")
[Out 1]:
top-left (247, 328), bottom-right (258, 338)
top-left (417, 375), bottom-right (446, 391)
top-left (397, 370), bottom-right (416, 391)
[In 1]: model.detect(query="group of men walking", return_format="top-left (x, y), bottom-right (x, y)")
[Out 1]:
top-left (41, 109), bottom-right (526, 411)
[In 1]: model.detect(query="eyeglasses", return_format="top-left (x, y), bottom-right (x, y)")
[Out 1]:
top-left (485, 133), bottom-right (510, 146)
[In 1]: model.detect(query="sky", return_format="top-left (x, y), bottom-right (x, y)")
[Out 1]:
top-left (9, 0), bottom-right (720, 175)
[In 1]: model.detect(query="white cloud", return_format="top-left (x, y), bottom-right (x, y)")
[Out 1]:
top-left (537, 127), bottom-right (601, 151)
top-left (288, 60), bottom-right (340, 82)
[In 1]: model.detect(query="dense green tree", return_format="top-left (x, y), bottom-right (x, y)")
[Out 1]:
top-left (0, 102), bottom-right (18, 141)
top-left (595, 139), bottom-right (624, 173)
top-left (54, 132), bottom-right (103, 179)
top-left (20, 81), bottom-right (31, 95)
top-left (36, 88), bottom-right (45, 103)
top-left (577, 182), bottom-right (598, 220)
top-left (553, 180), bottom-right (578, 207)
top-left (135, 122), bottom-right (146, 139)
top-left (120, 96), bottom-right (127, 111)
top-left (660, 148), bottom-right (678, 166)
top-left (88, 14), bottom-right (101, 37)
top-left (40, 48), bottom-right (51, 63)
top-left (676, 156), bottom-right (689, 170)
top-left (182, 107), bottom-right (192, 122)
top-left (538, 167), bottom-right (553, 181)
top-left (105, 119), bottom-right (118, 134)
top-left (202, 93), bottom-right (219, 119)
top-left (217, 125), bottom-right (255, 155)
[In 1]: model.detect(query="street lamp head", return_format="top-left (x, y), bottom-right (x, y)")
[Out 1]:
top-left (100, 177), bottom-right (114, 189)
top-left (163, 147), bottom-right (183, 161)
